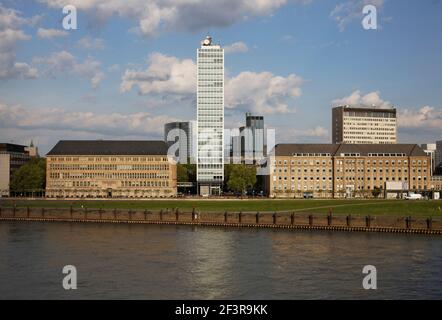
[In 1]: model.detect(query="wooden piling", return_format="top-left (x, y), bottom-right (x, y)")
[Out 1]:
top-left (427, 217), bottom-right (432, 230)
top-left (346, 214), bottom-right (352, 227)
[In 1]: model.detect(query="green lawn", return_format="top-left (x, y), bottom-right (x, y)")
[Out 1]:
top-left (1, 199), bottom-right (442, 217)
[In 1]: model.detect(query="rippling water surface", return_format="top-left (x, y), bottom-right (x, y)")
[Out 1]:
top-left (0, 221), bottom-right (441, 299)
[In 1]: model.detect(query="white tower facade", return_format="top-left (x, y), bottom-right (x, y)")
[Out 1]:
top-left (196, 36), bottom-right (224, 195)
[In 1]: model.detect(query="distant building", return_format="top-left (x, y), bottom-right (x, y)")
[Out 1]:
top-left (0, 143), bottom-right (33, 196)
top-left (431, 176), bottom-right (442, 191)
top-left (430, 176), bottom-right (442, 192)
top-left (164, 121), bottom-right (196, 164)
top-left (46, 140), bottom-right (177, 198)
top-left (436, 141), bottom-right (442, 174)
top-left (332, 105), bottom-right (397, 144)
top-left (239, 113), bottom-right (265, 164)
top-left (197, 35), bottom-right (224, 196)
top-left (421, 143), bottom-right (436, 175)
top-left (266, 143), bottom-right (430, 198)
top-left (229, 113), bottom-right (266, 164)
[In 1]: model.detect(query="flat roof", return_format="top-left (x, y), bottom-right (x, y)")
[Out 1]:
top-left (333, 105), bottom-right (396, 113)
top-left (0, 143), bottom-right (27, 153)
top-left (47, 140), bottom-right (169, 156)
top-left (273, 144), bottom-right (426, 157)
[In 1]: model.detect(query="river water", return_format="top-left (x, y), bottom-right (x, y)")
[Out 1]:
top-left (0, 221), bottom-right (441, 299)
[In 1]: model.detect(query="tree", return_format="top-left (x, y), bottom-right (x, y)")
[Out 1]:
top-left (177, 164), bottom-right (189, 182)
top-left (177, 164), bottom-right (196, 182)
top-left (10, 158), bottom-right (46, 193)
top-left (226, 164), bottom-right (256, 195)
top-left (372, 187), bottom-right (382, 198)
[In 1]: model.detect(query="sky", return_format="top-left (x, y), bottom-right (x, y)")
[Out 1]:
top-left (0, 0), bottom-right (441, 155)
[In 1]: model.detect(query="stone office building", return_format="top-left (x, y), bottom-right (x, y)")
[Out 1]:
top-left (332, 105), bottom-right (397, 144)
top-left (0, 143), bottom-right (33, 196)
top-left (46, 140), bottom-right (177, 198)
top-left (267, 144), bottom-right (430, 198)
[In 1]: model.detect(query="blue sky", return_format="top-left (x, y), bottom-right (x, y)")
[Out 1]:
top-left (0, 0), bottom-right (441, 154)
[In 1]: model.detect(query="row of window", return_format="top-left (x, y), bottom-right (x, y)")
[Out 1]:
top-left (121, 181), bottom-right (170, 187)
top-left (275, 158), bottom-right (426, 165)
top-left (49, 164), bottom-right (170, 171)
top-left (49, 173), bottom-right (170, 179)
top-left (51, 157), bottom-right (168, 162)
top-left (273, 184), bottom-right (427, 191)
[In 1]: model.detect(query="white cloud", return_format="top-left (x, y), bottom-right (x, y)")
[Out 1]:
top-left (332, 90), bottom-right (393, 109)
top-left (77, 36), bottom-right (105, 50)
top-left (40, 0), bottom-right (312, 36)
top-left (398, 106), bottom-right (442, 129)
top-left (330, 0), bottom-right (385, 31)
top-left (108, 64), bottom-right (120, 72)
top-left (281, 34), bottom-right (295, 42)
top-left (278, 126), bottom-right (329, 143)
top-left (226, 71), bottom-right (303, 114)
top-left (34, 51), bottom-right (105, 88)
top-left (0, 100), bottom-right (177, 137)
top-left (0, 5), bottom-right (28, 29)
top-left (11, 62), bottom-right (38, 78)
top-left (0, 100), bottom-right (180, 154)
top-left (0, 5), bottom-right (38, 79)
top-left (224, 42), bottom-right (248, 54)
top-left (121, 53), bottom-right (196, 95)
top-left (305, 126), bottom-right (329, 137)
top-left (37, 27), bottom-right (68, 39)
top-left (121, 52), bottom-right (304, 114)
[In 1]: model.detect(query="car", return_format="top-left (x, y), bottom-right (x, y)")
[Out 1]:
top-left (303, 192), bottom-right (314, 199)
top-left (405, 193), bottom-right (423, 200)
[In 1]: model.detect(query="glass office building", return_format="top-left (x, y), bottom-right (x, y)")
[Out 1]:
top-left (197, 36), bottom-right (224, 195)
top-left (164, 121), bottom-right (195, 164)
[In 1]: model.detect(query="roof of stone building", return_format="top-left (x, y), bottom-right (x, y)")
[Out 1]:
top-left (273, 143), bottom-right (427, 157)
top-left (335, 144), bottom-right (426, 156)
top-left (47, 140), bottom-right (169, 156)
top-left (274, 144), bottom-right (341, 156)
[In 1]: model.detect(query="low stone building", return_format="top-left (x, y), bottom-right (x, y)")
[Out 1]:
top-left (46, 140), bottom-right (177, 198)
top-left (267, 144), bottom-right (431, 198)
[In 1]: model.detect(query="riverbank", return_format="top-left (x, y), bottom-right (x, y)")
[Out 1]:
top-left (1, 207), bottom-right (441, 235)
top-left (1, 199), bottom-right (442, 217)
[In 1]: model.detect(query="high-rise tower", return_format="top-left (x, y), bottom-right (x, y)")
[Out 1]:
top-left (196, 36), bottom-right (224, 196)
top-left (332, 105), bottom-right (397, 144)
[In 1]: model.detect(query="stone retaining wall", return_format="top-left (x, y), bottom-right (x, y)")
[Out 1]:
top-left (0, 207), bottom-right (441, 235)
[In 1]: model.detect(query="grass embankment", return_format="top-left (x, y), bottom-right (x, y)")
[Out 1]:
top-left (1, 199), bottom-right (441, 217)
